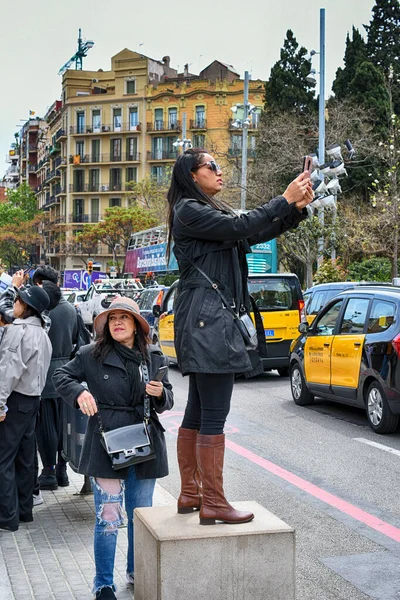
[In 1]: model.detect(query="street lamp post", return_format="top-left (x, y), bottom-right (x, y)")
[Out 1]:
top-left (317, 8), bottom-right (326, 265)
top-left (240, 71), bottom-right (250, 211)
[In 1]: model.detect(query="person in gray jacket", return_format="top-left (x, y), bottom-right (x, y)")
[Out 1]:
top-left (0, 286), bottom-right (52, 531)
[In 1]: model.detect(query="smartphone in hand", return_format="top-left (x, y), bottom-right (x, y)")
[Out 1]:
top-left (152, 365), bottom-right (168, 382)
top-left (302, 155), bottom-right (313, 175)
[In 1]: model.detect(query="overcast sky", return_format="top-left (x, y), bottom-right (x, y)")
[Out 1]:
top-left (0, 0), bottom-right (376, 176)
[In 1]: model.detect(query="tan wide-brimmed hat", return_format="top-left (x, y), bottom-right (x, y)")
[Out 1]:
top-left (94, 296), bottom-right (150, 336)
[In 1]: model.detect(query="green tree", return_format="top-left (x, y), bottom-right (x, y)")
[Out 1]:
top-left (313, 259), bottom-right (348, 285)
top-left (265, 29), bottom-right (316, 113)
top-left (0, 183), bottom-right (38, 226)
top-left (365, 0), bottom-right (400, 114)
top-left (347, 257), bottom-right (392, 282)
top-left (126, 172), bottom-right (170, 222)
top-left (332, 27), bottom-right (368, 100)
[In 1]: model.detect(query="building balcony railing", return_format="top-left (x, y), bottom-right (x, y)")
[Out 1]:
top-left (69, 153), bottom-right (140, 165)
top-left (49, 216), bottom-right (67, 225)
top-left (68, 183), bottom-right (124, 193)
top-left (69, 123), bottom-right (141, 135)
top-left (189, 119), bottom-right (207, 130)
top-left (49, 143), bottom-right (61, 155)
top-left (45, 169), bottom-right (61, 183)
top-left (28, 144), bottom-right (37, 152)
top-left (55, 128), bottom-right (67, 141)
top-left (227, 147), bottom-right (257, 158)
top-left (69, 213), bottom-right (91, 223)
top-left (228, 119), bottom-right (260, 130)
top-left (147, 150), bottom-right (179, 161)
top-left (55, 184), bottom-right (66, 196)
top-left (146, 121), bottom-right (181, 133)
top-left (54, 156), bottom-right (64, 168)
top-left (28, 164), bottom-right (37, 172)
top-left (58, 157), bottom-right (68, 168)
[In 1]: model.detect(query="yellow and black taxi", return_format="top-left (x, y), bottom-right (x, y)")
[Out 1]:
top-left (289, 286), bottom-right (400, 434)
top-left (158, 273), bottom-right (305, 376)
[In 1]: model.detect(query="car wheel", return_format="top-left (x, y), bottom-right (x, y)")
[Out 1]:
top-left (277, 367), bottom-right (289, 377)
top-left (290, 363), bottom-right (314, 406)
top-left (365, 381), bottom-right (399, 434)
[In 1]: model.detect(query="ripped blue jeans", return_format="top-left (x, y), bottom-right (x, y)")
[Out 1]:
top-left (91, 467), bottom-right (156, 595)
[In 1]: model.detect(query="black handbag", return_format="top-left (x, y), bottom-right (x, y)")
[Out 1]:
top-left (97, 362), bottom-right (156, 470)
top-left (182, 256), bottom-right (258, 350)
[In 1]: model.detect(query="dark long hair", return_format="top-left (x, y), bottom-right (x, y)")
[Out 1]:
top-left (166, 148), bottom-right (234, 262)
top-left (91, 315), bottom-right (151, 363)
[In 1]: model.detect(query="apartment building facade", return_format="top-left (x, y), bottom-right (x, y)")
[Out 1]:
top-left (20, 50), bottom-right (265, 272)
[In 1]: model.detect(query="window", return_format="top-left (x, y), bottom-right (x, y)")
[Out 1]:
top-left (126, 167), bottom-right (137, 183)
top-left (77, 111), bottom-right (85, 134)
top-left (76, 141), bottom-right (85, 157)
top-left (166, 136), bottom-right (178, 158)
top-left (367, 300), bottom-right (396, 334)
top-left (109, 198), bottom-right (121, 207)
top-left (308, 291), bottom-right (327, 315)
top-left (110, 168), bottom-right (122, 190)
top-left (91, 198), bottom-right (100, 222)
top-left (154, 108), bottom-right (163, 130)
top-left (91, 140), bottom-right (100, 162)
top-left (129, 107), bottom-right (138, 130)
top-left (314, 300), bottom-right (343, 336)
top-left (231, 134), bottom-right (242, 155)
top-left (73, 170), bottom-right (84, 192)
top-left (89, 169), bottom-right (100, 192)
top-left (340, 298), bottom-right (370, 334)
top-left (111, 138), bottom-right (122, 161)
top-left (193, 134), bottom-right (205, 148)
top-left (195, 105), bottom-right (205, 128)
top-left (251, 108), bottom-right (262, 128)
top-left (168, 107), bottom-right (178, 129)
top-left (151, 166), bottom-right (165, 184)
top-left (73, 198), bottom-right (85, 222)
top-left (166, 287), bottom-right (178, 313)
top-left (152, 137), bottom-right (164, 160)
top-left (126, 138), bottom-right (138, 161)
top-left (248, 278), bottom-right (295, 311)
top-left (92, 110), bottom-right (101, 132)
top-left (113, 108), bottom-right (122, 131)
top-left (126, 79), bottom-right (136, 94)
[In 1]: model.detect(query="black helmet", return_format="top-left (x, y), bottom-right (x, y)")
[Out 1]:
top-left (17, 286), bottom-right (50, 314)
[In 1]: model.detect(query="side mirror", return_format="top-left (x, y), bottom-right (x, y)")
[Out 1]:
top-left (153, 304), bottom-right (161, 318)
top-left (298, 322), bottom-right (309, 334)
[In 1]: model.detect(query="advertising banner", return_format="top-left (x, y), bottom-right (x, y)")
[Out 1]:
top-left (63, 270), bottom-right (108, 290)
top-left (124, 243), bottom-right (178, 275)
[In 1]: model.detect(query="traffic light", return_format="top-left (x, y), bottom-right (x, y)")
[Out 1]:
top-left (87, 260), bottom-right (93, 275)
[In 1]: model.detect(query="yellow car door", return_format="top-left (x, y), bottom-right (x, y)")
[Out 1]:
top-left (158, 285), bottom-right (178, 360)
top-left (330, 297), bottom-right (370, 393)
top-left (304, 299), bottom-right (344, 385)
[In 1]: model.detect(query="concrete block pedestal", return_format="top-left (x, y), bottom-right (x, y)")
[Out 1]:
top-left (134, 501), bottom-right (295, 600)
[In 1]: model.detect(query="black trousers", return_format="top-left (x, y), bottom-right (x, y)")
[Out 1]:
top-left (36, 396), bottom-right (66, 468)
top-left (181, 373), bottom-right (235, 435)
top-left (0, 392), bottom-right (40, 531)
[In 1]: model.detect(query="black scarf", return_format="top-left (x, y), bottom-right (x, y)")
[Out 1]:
top-left (112, 341), bottom-right (145, 406)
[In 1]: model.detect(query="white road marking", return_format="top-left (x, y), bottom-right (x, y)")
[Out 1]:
top-left (354, 437), bottom-right (400, 457)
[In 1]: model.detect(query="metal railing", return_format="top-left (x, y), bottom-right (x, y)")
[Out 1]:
top-left (146, 121), bottom-right (181, 132)
top-left (147, 150), bottom-right (178, 160)
top-left (68, 183), bottom-right (124, 193)
top-left (69, 123), bottom-right (142, 135)
top-left (69, 153), bottom-right (140, 164)
top-left (55, 128), bottom-right (66, 140)
top-left (189, 119), bottom-right (207, 129)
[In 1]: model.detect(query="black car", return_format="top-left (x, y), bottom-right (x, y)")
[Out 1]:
top-left (289, 287), bottom-right (400, 434)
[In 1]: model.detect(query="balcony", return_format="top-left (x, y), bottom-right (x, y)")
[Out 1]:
top-left (68, 183), bottom-right (124, 193)
top-left (54, 156), bottom-right (64, 168)
top-left (69, 213), bottom-right (91, 223)
top-left (189, 119), bottom-right (207, 130)
top-left (227, 147), bottom-right (257, 158)
top-left (45, 169), bottom-right (61, 183)
top-left (69, 153), bottom-right (140, 165)
top-left (55, 128), bottom-right (67, 141)
top-left (28, 164), bottom-right (37, 172)
top-left (69, 123), bottom-right (142, 135)
top-left (49, 143), bottom-right (61, 155)
top-left (228, 119), bottom-right (260, 130)
top-left (58, 157), bottom-right (67, 168)
top-left (147, 150), bottom-right (178, 161)
top-left (146, 121), bottom-right (181, 133)
top-left (49, 216), bottom-right (67, 225)
top-left (28, 144), bottom-right (37, 152)
top-left (55, 184), bottom-right (66, 196)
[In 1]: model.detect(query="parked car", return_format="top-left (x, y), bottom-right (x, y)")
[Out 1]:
top-left (303, 281), bottom-right (392, 325)
top-left (158, 273), bottom-right (305, 375)
top-left (66, 290), bottom-right (87, 308)
top-left (136, 286), bottom-right (170, 344)
top-left (289, 286), bottom-right (400, 434)
top-left (79, 280), bottom-right (143, 330)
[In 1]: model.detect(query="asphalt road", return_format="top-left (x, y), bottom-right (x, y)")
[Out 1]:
top-left (160, 366), bottom-right (400, 600)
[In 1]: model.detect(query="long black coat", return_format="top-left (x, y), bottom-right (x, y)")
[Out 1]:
top-left (52, 344), bottom-right (173, 480)
top-left (172, 195), bottom-right (307, 375)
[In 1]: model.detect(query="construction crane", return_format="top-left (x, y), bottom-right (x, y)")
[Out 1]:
top-left (58, 29), bottom-right (94, 76)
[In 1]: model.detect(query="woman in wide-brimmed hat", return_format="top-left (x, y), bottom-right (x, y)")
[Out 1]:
top-left (0, 285), bottom-right (52, 532)
top-left (53, 296), bottom-right (174, 600)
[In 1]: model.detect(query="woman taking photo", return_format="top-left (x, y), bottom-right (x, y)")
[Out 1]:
top-left (53, 297), bottom-right (173, 600)
top-left (167, 148), bottom-right (313, 526)
top-left (0, 286), bottom-right (52, 531)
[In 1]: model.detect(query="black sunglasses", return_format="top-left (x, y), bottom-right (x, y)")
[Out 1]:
top-left (197, 160), bottom-right (221, 173)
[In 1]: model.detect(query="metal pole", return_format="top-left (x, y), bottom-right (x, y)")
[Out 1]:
top-left (240, 71), bottom-right (249, 211)
top-left (317, 8), bottom-right (326, 265)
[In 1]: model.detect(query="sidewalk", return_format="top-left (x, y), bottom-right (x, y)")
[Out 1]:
top-left (0, 467), bottom-right (175, 600)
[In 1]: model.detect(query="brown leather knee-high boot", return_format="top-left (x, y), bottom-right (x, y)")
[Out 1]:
top-left (196, 433), bottom-right (254, 525)
top-left (177, 428), bottom-right (202, 514)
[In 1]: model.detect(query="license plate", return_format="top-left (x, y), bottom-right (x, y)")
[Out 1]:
top-left (265, 330), bottom-right (275, 337)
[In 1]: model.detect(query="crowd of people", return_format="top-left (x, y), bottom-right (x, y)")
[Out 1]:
top-left (0, 148), bottom-right (312, 599)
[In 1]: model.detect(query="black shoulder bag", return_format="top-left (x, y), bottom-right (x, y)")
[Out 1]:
top-left (183, 256), bottom-right (258, 350)
top-left (97, 362), bottom-right (156, 470)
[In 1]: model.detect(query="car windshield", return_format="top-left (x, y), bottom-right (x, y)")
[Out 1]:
top-left (248, 278), bottom-right (296, 311)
